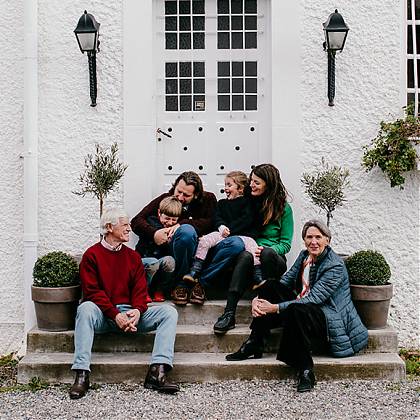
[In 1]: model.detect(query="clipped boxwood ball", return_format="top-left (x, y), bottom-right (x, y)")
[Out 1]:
top-left (345, 250), bottom-right (391, 286)
top-left (33, 251), bottom-right (79, 287)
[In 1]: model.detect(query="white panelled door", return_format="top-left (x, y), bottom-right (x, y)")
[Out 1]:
top-left (154, 0), bottom-right (271, 197)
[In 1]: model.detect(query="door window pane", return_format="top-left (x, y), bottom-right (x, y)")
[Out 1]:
top-left (166, 17), bottom-right (177, 31)
top-left (217, 61), bottom-right (257, 111)
top-left (165, 1), bottom-right (177, 15)
top-left (179, 0), bottom-right (191, 14)
top-left (179, 16), bottom-right (191, 31)
top-left (193, 0), bottom-right (205, 14)
top-left (193, 32), bottom-right (205, 49)
top-left (232, 32), bottom-right (243, 49)
top-left (218, 78), bottom-right (230, 93)
top-left (166, 96), bottom-right (178, 111)
top-left (232, 61), bottom-right (243, 76)
top-left (165, 0), bottom-right (205, 50)
top-left (232, 95), bottom-right (244, 110)
top-left (218, 0), bottom-right (229, 14)
top-left (165, 62), bottom-right (206, 112)
top-left (218, 95), bottom-right (230, 110)
top-left (218, 32), bottom-right (230, 49)
top-left (231, 0), bottom-right (243, 14)
top-left (218, 0), bottom-right (257, 50)
top-left (194, 61), bottom-right (205, 77)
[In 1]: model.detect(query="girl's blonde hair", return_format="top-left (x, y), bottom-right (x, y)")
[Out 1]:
top-left (225, 171), bottom-right (248, 191)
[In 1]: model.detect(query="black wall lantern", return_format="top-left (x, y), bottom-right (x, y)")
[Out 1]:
top-left (323, 9), bottom-right (349, 106)
top-left (74, 11), bottom-right (100, 107)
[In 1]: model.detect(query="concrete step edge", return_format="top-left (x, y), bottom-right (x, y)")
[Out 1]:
top-left (17, 352), bottom-right (406, 384)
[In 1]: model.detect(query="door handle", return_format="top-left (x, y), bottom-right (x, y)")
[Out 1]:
top-left (156, 128), bottom-right (172, 138)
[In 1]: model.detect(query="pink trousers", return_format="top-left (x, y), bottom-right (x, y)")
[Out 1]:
top-left (195, 231), bottom-right (260, 265)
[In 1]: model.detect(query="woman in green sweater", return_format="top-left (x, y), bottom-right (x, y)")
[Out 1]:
top-left (213, 163), bottom-right (294, 334)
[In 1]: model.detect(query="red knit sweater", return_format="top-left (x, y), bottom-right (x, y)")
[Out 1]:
top-left (79, 242), bottom-right (148, 319)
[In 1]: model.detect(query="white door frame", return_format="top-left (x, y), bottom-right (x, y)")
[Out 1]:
top-left (123, 0), bottom-right (302, 258)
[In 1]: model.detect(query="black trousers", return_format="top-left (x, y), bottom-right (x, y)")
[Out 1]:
top-left (250, 280), bottom-right (328, 371)
top-left (229, 248), bottom-right (287, 295)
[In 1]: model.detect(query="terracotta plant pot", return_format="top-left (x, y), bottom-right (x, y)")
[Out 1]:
top-left (350, 283), bottom-right (393, 329)
top-left (31, 285), bottom-right (81, 331)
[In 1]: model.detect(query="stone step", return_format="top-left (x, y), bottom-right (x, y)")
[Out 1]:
top-left (27, 325), bottom-right (398, 354)
top-left (166, 300), bottom-right (253, 325)
top-left (17, 351), bottom-right (406, 384)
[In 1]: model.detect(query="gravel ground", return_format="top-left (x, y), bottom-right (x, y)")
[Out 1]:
top-left (0, 379), bottom-right (419, 420)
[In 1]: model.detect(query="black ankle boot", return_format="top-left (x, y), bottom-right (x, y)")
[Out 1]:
top-left (213, 310), bottom-right (236, 335)
top-left (183, 258), bottom-right (204, 284)
top-left (297, 369), bottom-right (316, 392)
top-left (144, 364), bottom-right (180, 394)
top-left (69, 369), bottom-right (90, 399)
top-left (225, 336), bottom-right (264, 361)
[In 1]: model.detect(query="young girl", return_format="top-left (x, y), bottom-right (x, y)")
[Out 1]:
top-left (183, 171), bottom-right (264, 288)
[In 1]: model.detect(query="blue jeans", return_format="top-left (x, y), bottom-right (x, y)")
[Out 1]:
top-left (170, 224), bottom-right (198, 282)
top-left (71, 301), bottom-right (178, 371)
top-left (199, 236), bottom-right (245, 287)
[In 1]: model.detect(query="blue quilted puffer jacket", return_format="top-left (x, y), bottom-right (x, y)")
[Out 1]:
top-left (278, 246), bottom-right (368, 357)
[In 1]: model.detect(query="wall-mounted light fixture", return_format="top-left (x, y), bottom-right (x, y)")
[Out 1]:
top-left (323, 9), bottom-right (349, 106)
top-left (74, 11), bottom-right (100, 107)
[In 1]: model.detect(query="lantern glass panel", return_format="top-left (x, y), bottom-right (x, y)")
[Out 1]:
top-left (326, 31), bottom-right (346, 51)
top-left (77, 32), bottom-right (97, 51)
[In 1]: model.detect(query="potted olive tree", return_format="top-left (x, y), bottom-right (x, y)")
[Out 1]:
top-left (301, 158), bottom-right (350, 227)
top-left (73, 142), bottom-right (128, 217)
top-left (345, 250), bottom-right (392, 329)
top-left (31, 251), bottom-right (81, 331)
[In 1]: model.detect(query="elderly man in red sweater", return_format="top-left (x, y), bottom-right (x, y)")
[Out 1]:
top-left (69, 208), bottom-right (179, 399)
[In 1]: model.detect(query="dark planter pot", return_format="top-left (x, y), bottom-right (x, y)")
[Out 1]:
top-left (31, 285), bottom-right (81, 331)
top-left (350, 283), bottom-right (393, 329)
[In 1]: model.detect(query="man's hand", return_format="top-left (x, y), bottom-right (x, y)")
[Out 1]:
top-left (154, 228), bottom-right (169, 245)
top-left (251, 297), bottom-right (278, 318)
top-left (115, 310), bottom-right (139, 332)
top-left (255, 246), bottom-right (264, 258)
top-left (167, 224), bottom-right (180, 241)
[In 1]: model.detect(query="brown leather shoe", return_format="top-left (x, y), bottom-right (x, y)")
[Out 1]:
top-left (189, 282), bottom-right (205, 305)
top-left (144, 364), bottom-right (180, 394)
top-left (172, 286), bottom-right (189, 305)
top-left (69, 370), bottom-right (90, 399)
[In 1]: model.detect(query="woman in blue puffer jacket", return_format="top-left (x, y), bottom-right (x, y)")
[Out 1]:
top-left (226, 219), bottom-right (368, 393)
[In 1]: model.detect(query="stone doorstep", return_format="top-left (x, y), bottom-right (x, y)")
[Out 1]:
top-left (26, 325), bottom-right (399, 355)
top-left (17, 352), bottom-right (406, 384)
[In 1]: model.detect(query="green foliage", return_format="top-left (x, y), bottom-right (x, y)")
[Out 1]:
top-left (0, 354), bottom-right (18, 368)
top-left (399, 349), bottom-right (420, 376)
top-left (362, 106), bottom-right (419, 188)
top-left (73, 142), bottom-right (128, 216)
top-left (0, 377), bottom-right (49, 394)
top-left (33, 251), bottom-right (79, 287)
top-left (345, 250), bottom-right (391, 286)
top-left (301, 158), bottom-right (350, 227)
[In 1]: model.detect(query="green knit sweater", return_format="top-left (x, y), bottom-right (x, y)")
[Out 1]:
top-left (255, 202), bottom-right (294, 255)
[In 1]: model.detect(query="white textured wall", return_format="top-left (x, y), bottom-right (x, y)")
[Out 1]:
top-left (0, 0), bottom-right (25, 354)
top-left (299, 0), bottom-right (419, 347)
top-left (37, 0), bottom-right (124, 256)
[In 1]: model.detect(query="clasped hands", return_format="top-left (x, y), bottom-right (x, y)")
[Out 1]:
top-left (115, 309), bottom-right (140, 332)
top-left (251, 297), bottom-right (279, 318)
top-left (154, 225), bottom-right (180, 245)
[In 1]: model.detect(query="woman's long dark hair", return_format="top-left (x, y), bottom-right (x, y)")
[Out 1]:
top-left (251, 163), bottom-right (288, 225)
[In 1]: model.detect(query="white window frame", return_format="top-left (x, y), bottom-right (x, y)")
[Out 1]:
top-left (407, 0), bottom-right (419, 116)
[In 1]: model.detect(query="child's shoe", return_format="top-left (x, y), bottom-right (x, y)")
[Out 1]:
top-left (252, 265), bottom-right (266, 290)
top-left (183, 258), bottom-right (204, 284)
top-left (152, 290), bottom-right (166, 302)
top-left (146, 294), bottom-right (153, 304)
